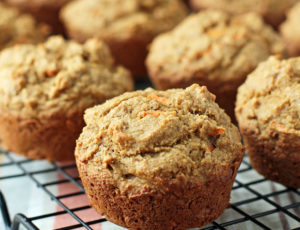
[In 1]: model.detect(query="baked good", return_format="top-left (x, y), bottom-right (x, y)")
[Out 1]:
top-left (146, 10), bottom-right (284, 121)
top-left (5, 0), bottom-right (70, 34)
top-left (0, 36), bottom-right (134, 161)
top-left (75, 84), bottom-right (244, 229)
top-left (190, 0), bottom-right (299, 28)
top-left (280, 2), bottom-right (300, 57)
top-left (0, 2), bottom-right (49, 50)
top-left (235, 56), bottom-right (300, 188)
top-left (60, 0), bottom-right (188, 78)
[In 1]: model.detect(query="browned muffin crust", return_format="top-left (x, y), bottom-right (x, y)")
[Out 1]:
top-left (280, 2), bottom-right (300, 57)
top-left (0, 36), bottom-right (134, 161)
top-left (0, 2), bottom-right (49, 50)
top-left (146, 10), bottom-right (284, 121)
top-left (236, 56), bottom-right (300, 188)
top-left (60, 0), bottom-right (188, 78)
top-left (76, 84), bottom-right (244, 229)
top-left (5, 0), bottom-right (70, 34)
top-left (190, 0), bottom-right (299, 28)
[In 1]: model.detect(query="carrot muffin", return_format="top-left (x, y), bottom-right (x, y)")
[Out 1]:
top-left (235, 56), bottom-right (300, 188)
top-left (76, 84), bottom-right (244, 229)
top-left (60, 0), bottom-right (188, 78)
top-left (5, 0), bottom-right (70, 34)
top-left (0, 2), bottom-right (49, 50)
top-left (190, 0), bottom-right (299, 28)
top-left (280, 2), bottom-right (300, 57)
top-left (146, 10), bottom-right (284, 121)
top-left (0, 36), bottom-right (134, 161)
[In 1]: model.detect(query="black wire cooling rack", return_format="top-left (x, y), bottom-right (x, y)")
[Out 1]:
top-left (0, 148), bottom-right (300, 230)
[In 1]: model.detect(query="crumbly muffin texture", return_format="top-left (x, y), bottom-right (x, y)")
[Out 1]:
top-left (77, 84), bottom-right (242, 192)
top-left (0, 2), bottom-right (49, 50)
top-left (236, 56), bottom-right (299, 135)
top-left (236, 56), bottom-right (300, 188)
top-left (280, 2), bottom-right (300, 56)
top-left (190, 0), bottom-right (299, 27)
top-left (76, 84), bottom-right (244, 229)
top-left (147, 10), bottom-right (284, 120)
top-left (147, 11), bottom-right (284, 90)
top-left (60, 0), bottom-right (187, 41)
top-left (0, 36), bottom-right (134, 118)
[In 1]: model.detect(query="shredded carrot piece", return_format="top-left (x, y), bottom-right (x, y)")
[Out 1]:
top-left (140, 111), bottom-right (176, 118)
top-left (208, 28), bottom-right (226, 38)
top-left (147, 94), bottom-right (169, 103)
top-left (209, 145), bottom-right (215, 152)
top-left (270, 121), bottom-right (287, 131)
top-left (210, 128), bottom-right (225, 136)
top-left (46, 69), bottom-right (58, 77)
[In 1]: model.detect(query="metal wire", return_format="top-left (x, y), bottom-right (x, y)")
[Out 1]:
top-left (0, 149), bottom-right (300, 230)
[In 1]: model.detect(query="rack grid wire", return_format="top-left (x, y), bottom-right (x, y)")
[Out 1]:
top-left (1, 148), bottom-right (300, 230)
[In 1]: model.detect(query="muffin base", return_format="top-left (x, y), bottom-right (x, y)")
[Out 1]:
top-left (281, 36), bottom-right (300, 57)
top-left (77, 158), bottom-right (242, 230)
top-left (241, 126), bottom-right (300, 188)
top-left (0, 111), bottom-right (84, 161)
top-left (64, 27), bottom-right (149, 79)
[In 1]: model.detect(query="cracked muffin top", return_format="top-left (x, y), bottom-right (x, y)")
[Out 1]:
top-left (0, 36), bottom-right (134, 118)
top-left (147, 10), bottom-right (284, 89)
top-left (0, 2), bottom-right (49, 50)
top-left (236, 56), bottom-right (300, 136)
top-left (60, 0), bottom-right (188, 41)
top-left (76, 84), bottom-right (243, 194)
top-left (190, 0), bottom-right (299, 27)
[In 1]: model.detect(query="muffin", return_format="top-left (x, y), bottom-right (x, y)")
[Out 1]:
top-left (280, 2), bottom-right (300, 57)
top-left (60, 0), bottom-right (188, 78)
top-left (146, 10), bottom-right (284, 121)
top-left (5, 0), bottom-right (70, 34)
top-left (0, 2), bottom-right (49, 51)
top-left (235, 56), bottom-right (300, 188)
top-left (0, 36), bottom-right (134, 161)
top-left (190, 0), bottom-right (299, 28)
top-left (75, 84), bottom-right (244, 229)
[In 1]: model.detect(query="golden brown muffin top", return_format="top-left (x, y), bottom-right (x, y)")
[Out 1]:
top-left (0, 36), bottom-right (134, 118)
top-left (191, 0), bottom-right (299, 27)
top-left (236, 56), bottom-right (300, 136)
top-left (76, 84), bottom-right (243, 194)
top-left (147, 10), bottom-right (284, 89)
top-left (60, 0), bottom-right (188, 41)
top-left (0, 2), bottom-right (49, 50)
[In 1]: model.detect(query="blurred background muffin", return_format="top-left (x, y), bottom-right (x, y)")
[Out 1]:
top-left (0, 2), bottom-right (49, 50)
top-left (146, 10), bottom-right (284, 121)
top-left (280, 2), bottom-right (300, 57)
top-left (5, 0), bottom-right (70, 34)
top-left (60, 0), bottom-right (188, 78)
top-left (235, 56), bottom-right (300, 188)
top-left (190, 0), bottom-right (299, 28)
top-left (0, 36), bottom-right (134, 161)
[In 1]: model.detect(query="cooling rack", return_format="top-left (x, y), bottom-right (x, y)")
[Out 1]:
top-left (1, 148), bottom-right (300, 230)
